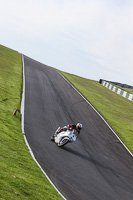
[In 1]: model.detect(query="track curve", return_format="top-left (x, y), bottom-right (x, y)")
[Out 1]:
top-left (24, 55), bottom-right (133, 200)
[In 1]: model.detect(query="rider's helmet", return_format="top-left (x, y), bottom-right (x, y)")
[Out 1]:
top-left (76, 123), bottom-right (82, 130)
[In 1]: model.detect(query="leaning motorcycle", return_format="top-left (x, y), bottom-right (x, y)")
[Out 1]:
top-left (51, 127), bottom-right (77, 147)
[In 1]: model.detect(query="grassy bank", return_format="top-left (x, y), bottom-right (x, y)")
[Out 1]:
top-left (1, 43), bottom-right (133, 199)
top-left (0, 45), bottom-right (63, 200)
top-left (59, 71), bottom-right (133, 154)
top-left (110, 83), bottom-right (133, 94)
top-left (123, 88), bottom-right (133, 94)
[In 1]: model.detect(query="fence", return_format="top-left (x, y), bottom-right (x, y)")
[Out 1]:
top-left (100, 80), bottom-right (133, 102)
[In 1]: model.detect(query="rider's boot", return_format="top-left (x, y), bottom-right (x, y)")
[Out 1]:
top-left (51, 127), bottom-right (61, 141)
top-left (51, 132), bottom-right (59, 141)
top-left (51, 135), bottom-right (55, 141)
top-left (51, 131), bottom-right (59, 141)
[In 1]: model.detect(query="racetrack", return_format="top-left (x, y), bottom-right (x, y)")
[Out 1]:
top-left (23, 55), bottom-right (133, 200)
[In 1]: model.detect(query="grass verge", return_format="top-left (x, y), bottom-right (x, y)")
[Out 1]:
top-left (121, 88), bottom-right (133, 94)
top-left (1, 43), bottom-right (132, 199)
top-left (58, 71), bottom-right (133, 154)
top-left (110, 83), bottom-right (133, 94)
top-left (0, 45), bottom-right (63, 200)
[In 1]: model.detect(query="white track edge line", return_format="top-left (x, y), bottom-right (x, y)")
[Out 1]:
top-left (20, 55), bottom-right (67, 200)
top-left (57, 71), bottom-right (133, 158)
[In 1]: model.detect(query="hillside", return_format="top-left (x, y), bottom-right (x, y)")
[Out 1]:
top-left (0, 45), bottom-right (63, 200)
top-left (59, 71), bottom-right (133, 154)
top-left (0, 44), bottom-right (133, 199)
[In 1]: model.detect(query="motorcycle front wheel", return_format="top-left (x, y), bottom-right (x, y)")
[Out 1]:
top-left (58, 137), bottom-right (69, 147)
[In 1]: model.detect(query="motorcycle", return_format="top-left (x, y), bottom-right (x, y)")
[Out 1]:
top-left (51, 127), bottom-right (77, 147)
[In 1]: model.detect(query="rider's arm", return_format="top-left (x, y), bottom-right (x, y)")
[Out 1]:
top-left (76, 131), bottom-right (80, 138)
top-left (59, 125), bottom-right (71, 133)
top-left (67, 124), bottom-right (76, 130)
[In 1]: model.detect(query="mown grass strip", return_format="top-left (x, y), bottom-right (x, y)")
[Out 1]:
top-left (58, 71), bottom-right (133, 154)
top-left (0, 45), bottom-right (63, 200)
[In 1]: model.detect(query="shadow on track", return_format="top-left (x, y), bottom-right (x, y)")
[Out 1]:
top-left (61, 146), bottom-right (92, 162)
top-left (61, 146), bottom-right (121, 174)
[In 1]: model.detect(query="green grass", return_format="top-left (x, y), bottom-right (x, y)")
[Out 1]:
top-left (111, 83), bottom-right (133, 94)
top-left (1, 43), bottom-right (133, 199)
top-left (124, 88), bottom-right (133, 94)
top-left (0, 45), bottom-right (63, 200)
top-left (59, 71), bottom-right (133, 153)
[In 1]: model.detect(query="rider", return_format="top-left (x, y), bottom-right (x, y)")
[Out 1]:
top-left (51, 123), bottom-right (82, 141)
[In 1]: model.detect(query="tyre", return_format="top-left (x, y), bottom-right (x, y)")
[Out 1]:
top-left (58, 137), bottom-right (69, 147)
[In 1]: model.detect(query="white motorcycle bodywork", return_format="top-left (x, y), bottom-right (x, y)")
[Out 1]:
top-left (54, 128), bottom-right (77, 147)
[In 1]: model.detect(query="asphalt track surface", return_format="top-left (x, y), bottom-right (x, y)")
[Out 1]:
top-left (24, 55), bottom-right (133, 200)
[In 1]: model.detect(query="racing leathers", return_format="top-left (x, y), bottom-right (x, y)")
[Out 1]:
top-left (56, 124), bottom-right (80, 138)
